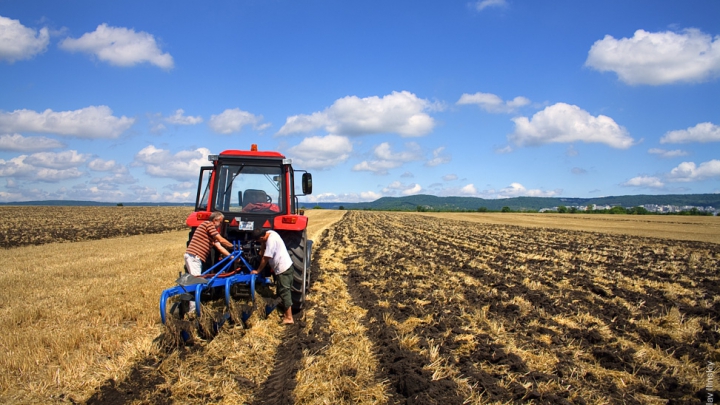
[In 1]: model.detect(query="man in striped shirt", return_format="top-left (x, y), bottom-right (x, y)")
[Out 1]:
top-left (184, 211), bottom-right (234, 277)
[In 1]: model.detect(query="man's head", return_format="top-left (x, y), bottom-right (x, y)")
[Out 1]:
top-left (252, 229), bottom-right (269, 242)
top-left (210, 211), bottom-right (224, 225)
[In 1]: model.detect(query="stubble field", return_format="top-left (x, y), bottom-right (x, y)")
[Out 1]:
top-left (0, 208), bottom-right (718, 404)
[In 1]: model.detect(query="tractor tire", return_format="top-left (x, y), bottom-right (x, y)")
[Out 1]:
top-left (278, 230), bottom-right (310, 311)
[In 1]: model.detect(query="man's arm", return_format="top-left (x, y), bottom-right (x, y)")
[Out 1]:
top-left (214, 234), bottom-right (233, 249)
top-left (213, 241), bottom-right (232, 257)
top-left (251, 256), bottom-right (269, 275)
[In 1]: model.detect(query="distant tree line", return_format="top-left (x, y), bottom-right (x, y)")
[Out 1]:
top-left (328, 205), bottom-right (715, 216)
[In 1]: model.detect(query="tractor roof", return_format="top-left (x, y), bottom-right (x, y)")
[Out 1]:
top-left (218, 149), bottom-right (285, 159)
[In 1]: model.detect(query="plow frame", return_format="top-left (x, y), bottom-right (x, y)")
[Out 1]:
top-left (159, 241), bottom-right (273, 325)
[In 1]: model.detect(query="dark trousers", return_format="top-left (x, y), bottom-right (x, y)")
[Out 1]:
top-left (274, 267), bottom-right (294, 310)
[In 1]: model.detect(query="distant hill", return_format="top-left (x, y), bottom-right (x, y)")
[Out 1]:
top-left (304, 193), bottom-right (720, 212)
top-left (4, 194), bottom-right (719, 211)
top-left (0, 200), bottom-right (193, 207)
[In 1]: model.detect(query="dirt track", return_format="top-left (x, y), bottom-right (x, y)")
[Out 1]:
top-left (81, 210), bottom-right (719, 404)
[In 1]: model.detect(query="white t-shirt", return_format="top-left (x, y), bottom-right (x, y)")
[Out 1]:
top-left (264, 231), bottom-right (293, 275)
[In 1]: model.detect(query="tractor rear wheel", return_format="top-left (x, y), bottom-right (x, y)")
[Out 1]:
top-left (278, 230), bottom-right (310, 311)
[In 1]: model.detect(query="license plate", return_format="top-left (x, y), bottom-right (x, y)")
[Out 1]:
top-left (238, 220), bottom-right (254, 231)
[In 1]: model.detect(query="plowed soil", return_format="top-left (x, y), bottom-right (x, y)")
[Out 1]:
top-left (78, 211), bottom-right (719, 404)
top-left (0, 206), bottom-right (191, 248)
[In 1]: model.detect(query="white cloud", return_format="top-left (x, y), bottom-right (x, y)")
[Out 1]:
top-left (403, 184), bottom-right (422, 195)
top-left (208, 108), bottom-right (266, 134)
top-left (277, 91), bottom-right (436, 137)
top-left (509, 103), bottom-right (634, 149)
top-left (457, 92), bottom-right (530, 113)
top-left (165, 181), bottom-right (195, 192)
top-left (0, 15), bottom-right (49, 63)
top-left (0, 106), bottom-right (135, 139)
top-left (660, 122), bottom-right (720, 144)
top-left (497, 182), bottom-right (561, 198)
top-left (88, 158), bottom-right (126, 173)
top-left (667, 160), bottom-right (720, 182)
top-left (69, 185), bottom-right (126, 202)
top-left (621, 176), bottom-right (665, 188)
top-left (352, 142), bottom-right (423, 175)
top-left (0, 134), bottom-right (65, 152)
top-left (459, 184), bottom-right (478, 195)
top-left (382, 181), bottom-right (422, 196)
top-left (443, 174), bottom-right (458, 181)
top-left (165, 109), bottom-right (203, 125)
top-left (158, 191), bottom-right (193, 203)
top-left (59, 23), bottom-right (173, 69)
top-left (303, 191), bottom-right (381, 203)
top-left (287, 134), bottom-right (352, 169)
top-left (475, 0), bottom-right (508, 11)
top-left (0, 155), bottom-right (84, 182)
top-left (425, 146), bottom-right (451, 167)
top-left (90, 173), bottom-right (136, 186)
top-left (648, 148), bottom-right (689, 158)
top-left (586, 28), bottom-right (720, 85)
top-left (134, 145), bottom-right (211, 181)
top-left (24, 150), bottom-right (88, 169)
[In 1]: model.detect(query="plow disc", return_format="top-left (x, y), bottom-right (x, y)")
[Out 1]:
top-left (159, 243), bottom-right (276, 342)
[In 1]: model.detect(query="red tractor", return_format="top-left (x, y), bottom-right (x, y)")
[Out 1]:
top-left (160, 144), bottom-right (313, 330)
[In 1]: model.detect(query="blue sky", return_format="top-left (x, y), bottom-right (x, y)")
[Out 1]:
top-left (1, 0), bottom-right (719, 204)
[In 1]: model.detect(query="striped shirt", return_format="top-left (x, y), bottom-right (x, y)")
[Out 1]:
top-left (186, 220), bottom-right (220, 261)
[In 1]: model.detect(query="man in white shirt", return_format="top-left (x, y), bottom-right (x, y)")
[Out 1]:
top-left (251, 230), bottom-right (295, 324)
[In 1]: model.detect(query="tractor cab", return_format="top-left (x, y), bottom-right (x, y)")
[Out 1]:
top-left (186, 144), bottom-right (312, 242)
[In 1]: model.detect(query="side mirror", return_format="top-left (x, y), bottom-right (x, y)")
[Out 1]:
top-left (302, 173), bottom-right (312, 195)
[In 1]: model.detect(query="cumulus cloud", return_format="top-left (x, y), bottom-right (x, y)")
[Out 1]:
top-left (667, 160), bottom-right (720, 182)
top-left (90, 173), bottom-right (136, 187)
top-left (457, 92), bottom-right (530, 113)
top-left (353, 142), bottom-right (423, 175)
top-left (443, 174), bottom-right (458, 181)
top-left (286, 134), bottom-right (352, 169)
top-left (425, 146), bottom-right (451, 167)
top-left (87, 158), bottom-right (126, 173)
top-left (621, 176), bottom-right (665, 188)
top-left (59, 23), bottom-right (173, 69)
top-left (586, 28), bottom-right (720, 85)
top-left (474, 0), bottom-right (508, 11)
top-left (165, 181), bottom-right (195, 192)
top-left (660, 122), bottom-right (720, 144)
top-left (208, 108), bottom-right (267, 134)
top-left (0, 134), bottom-right (65, 152)
top-left (459, 184), bottom-right (478, 195)
top-left (69, 185), bottom-right (126, 202)
top-left (0, 106), bottom-right (135, 139)
top-left (133, 145), bottom-right (211, 181)
top-left (0, 154), bottom-right (84, 182)
top-left (0, 15), bottom-right (49, 62)
top-left (648, 148), bottom-right (689, 158)
top-left (24, 150), bottom-right (88, 169)
top-left (303, 191), bottom-right (381, 203)
top-left (497, 183), bottom-right (561, 198)
top-left (509, 103), bottom-right (634, 149)
top-left (382, 181), bottom-right (422, 196)
top-left (165, 109), bottom-right (203, 125)
top-left (277, 91), bottom-right (436, 137)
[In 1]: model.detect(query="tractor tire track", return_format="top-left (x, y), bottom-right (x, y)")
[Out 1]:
top-left (251, 231), bottom-right (333, 405)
